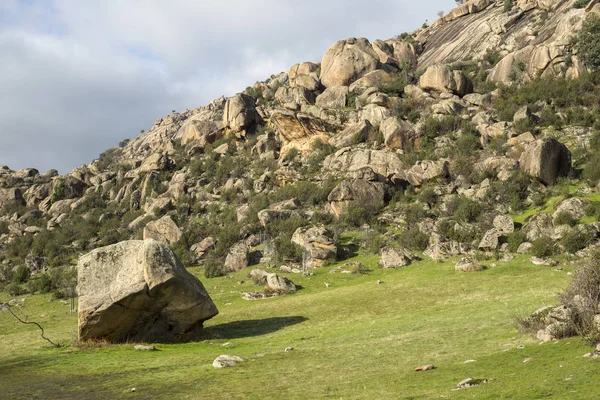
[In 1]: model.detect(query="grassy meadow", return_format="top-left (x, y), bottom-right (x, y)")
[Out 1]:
top-left (1, 250), bottom-right (599, 399)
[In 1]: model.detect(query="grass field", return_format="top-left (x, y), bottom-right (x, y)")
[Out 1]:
top-left (1, 252), bottom-right (599, 399)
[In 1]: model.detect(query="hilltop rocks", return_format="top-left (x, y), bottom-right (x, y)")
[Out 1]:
top-left (378, 247), bottom-right (416, 269)
top-left (328, 179), bottom-right (386, 217)
top-left (519, 139), bottom-right (571, 185)
top-left (77, 240), bottom-right (218, 343)
top-left (320, 38), bottom-right (380, 87)
top-left (289, 62), bottom-right (321, 91)
top-left (291, 226), bottom-right (337, 266)
top-left (275, 86), bottom-right (316, 109)
top-left (392, 160), bottom-right (450, 187)
top-left (419, 65), bottom-right (473, 96)
top-left (176, 119), bottom-right (222, 147)
top-left (223, 93), bottom-right (259, 136)
top-left (0, 188), bottom-right (25, 213)
top-left (143, 216), bottom-right (182, 245)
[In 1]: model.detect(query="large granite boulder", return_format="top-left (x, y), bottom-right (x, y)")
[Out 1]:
top-left (143, 215), bottom-right (182, 245)
top-left (419, 65), bottom-right (473, 96)
top-left (323, 147), bottom-right (404, 178)
top-left (288, 62), bottom-right (321, 91)
top-left (225, 241), bottom-right (249, 272)
top-left (316, 86), bottom-right (349, 109)
top-left (380, 117), bottom-right (419, 150)
top-left (291, 226), bottom-right (337, 267)
top-left (320, 38), bottom-right (381, 87)
top-left (519, 139), bottom-right (571, 185)
top-left (77, 240), bottom-right (218, 342)
top-left (222, 93), bottom-right (259, 136)
top-left (378, 247), bottom-right (416, 269)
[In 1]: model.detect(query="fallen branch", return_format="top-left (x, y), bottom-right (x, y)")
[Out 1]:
top-left (5, 303), bottom-right (60, 348)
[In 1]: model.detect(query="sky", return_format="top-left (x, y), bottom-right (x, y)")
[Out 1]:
top-left (0, 0), bottom-right (453, 173)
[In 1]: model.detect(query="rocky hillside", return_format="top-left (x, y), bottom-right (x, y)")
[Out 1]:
top-left (2, 0), bottom-right (600, 332)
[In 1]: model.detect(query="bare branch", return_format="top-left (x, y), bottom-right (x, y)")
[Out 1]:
top-left (4, 303), bottom-right (60, 348)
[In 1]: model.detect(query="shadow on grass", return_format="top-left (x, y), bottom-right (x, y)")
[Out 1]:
top-left (201, 316), bottom-right (308, 340)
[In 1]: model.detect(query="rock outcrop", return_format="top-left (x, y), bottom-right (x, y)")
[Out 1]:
top-left (77, 240), bottom-right (218, 342)
top-left (223, 93), bottom-right (259, 136)
top-left (291, 226), bottom-right (337, 266)
top-left (320, 38), bottom-right (381, 87)
top-left (519, 139), bottom-right (571, 185)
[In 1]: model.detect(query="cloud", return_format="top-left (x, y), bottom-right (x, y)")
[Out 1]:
top-left (0, 0), bottom-right (453, 173)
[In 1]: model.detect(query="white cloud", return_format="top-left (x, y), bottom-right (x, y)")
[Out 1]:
top-left (0, 0), bottom-right (453, 172)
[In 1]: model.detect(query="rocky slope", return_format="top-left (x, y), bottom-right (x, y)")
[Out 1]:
top-left (2, 0), bottom-right (600, 316)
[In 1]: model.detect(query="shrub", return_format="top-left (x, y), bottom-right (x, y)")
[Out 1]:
top-left (507, 231), bottom-right (527, 253)
top-left (573, 0), bottom-right (589, 8)
top-left (398, 227), bottom-right (430, 251)
top-left (504, 0), bottom-right (513, 12)
top-left (531, 236), bottom-right (554, 258)
top-left (584, 153), bottom-right (600, 185)
top-left (447, 196), bottom-right (482, 223)
top-left (578, 14), bottom-right (600, 71)
top-left (341, 204), bottom-right (380, 228)
top-left (204, 255), bottom-right (226, 278)
top-left (12, 265), bottom-right (30, 284)
top-left (363, 232), bottom-right (386, 255)
top-left (558, 258), bottom-right (600, 343)
top-left (554, 211), bottom-right (577, 227)
top-left (561, 229), bottom-right (594, 254)
top-left (5, 282), bottom-right (26, 296)
top-left (283, 147), bottom-right (299, 163)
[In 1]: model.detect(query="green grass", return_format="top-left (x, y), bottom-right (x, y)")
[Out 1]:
top-left (1, 253), bottom-right (598, 399)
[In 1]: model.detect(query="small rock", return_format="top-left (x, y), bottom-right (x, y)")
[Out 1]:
top-left (131, 388), bottom-right (136, 393)
top-left (415, 364), bottom-right (434, 372)
top-left (134, 345), bottom-right (156, 351)
top-left (463, 360), bottom-right (477, 364)
top-left (455, 377), bottom-right (488, 390)
top-left (517, 345), bottom-right (525, 349)
top-left (212, 355), bottom-right (246, 369)
top-left (284, 347), bottom-right (293, 352)
top-left (377, 280), bottom-right (383, 285)
top-left (324, 283), bottom-right (330, 288)
top-left (222, 342), bottom-right (234, 347)
top-left (523, 357), bottom-right (532, 363)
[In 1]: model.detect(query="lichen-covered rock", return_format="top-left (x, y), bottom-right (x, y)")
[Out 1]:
top-left (291, 226), bottom-right (337, 266)
top-left (320, 37), bottom-right (381, 87)
top-left (143, 215), bottom-right (182, 245)
top-left (378, 247), bottom-right (416, 269)
top-left (289, 62), bottom-right (321, 91)
top-left (225, 241), bottom-right (249, 272)
top-left (493, 215), bottom-right (515, 235)
top-left (329, 120), bottom-right (373, 148)
top-left (316, 86), bottom-right (349, 109)
top-left (327, 179), bottom-right (386, 218)
top-left (419, 65), bottom-right (473, 96)
top-left (222, 93), bottom-right (259, 135)
top-left (77, 240), bottom-right (218, 342)
top-left (323, 147), bottom-right (404, 178)
top-left (519, 139), bottom-right (571, 185)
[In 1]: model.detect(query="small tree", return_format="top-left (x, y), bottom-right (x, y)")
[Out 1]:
top-left (578, 14), bottom-right (600, 71)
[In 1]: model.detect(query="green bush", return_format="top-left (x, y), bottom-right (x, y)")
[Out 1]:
top-left (504, 0), bottom-right (513, 12)
top-left (12, 265), bottom-right (30, 284)
top-left (578, 14), bottom-right (600, 71)
top-left (446, 196), bottom-right (482, 223)
top-left (204, 255), bottom-right (226, 278)
top-left (398, 227), bottom-right (429, 251)
top-left (5, 282), bottom-right (26, 296)
top-left (554, 211), bottom-right (577, 227)
top-left (507, 231), bottom-right (527, 253)
top-left (584, 153), bottom-right (600, 185)
top-left (561, 229), bottom-right (593, 254)
top-left (531, 236), bottom-right (554, 258)
top-left (573, 0), bottom-right (588, 8)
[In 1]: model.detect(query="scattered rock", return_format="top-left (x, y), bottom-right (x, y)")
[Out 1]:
top-left (212, 355), bottom-right (246, 369)
top-left (320, 37), bottom-right (380, 87)
top-left (225, 242), bottom-right (249, 272)
top-left (291, 226), bottom-right (337, 266)
top-left (378, 247), bottom-right (416, 269)
top-left (284, 347), bottom-right (294, 352)
top-left (455, 377), bottom-right (488, 390)
top-left (455, 257), bottom-right (485, 272)
top-left (415, 365), bottom-right (435, 372)
top-left (143, 215), bottom-right (182, 245)
top-left (134, 345), bottom-right (157, 351)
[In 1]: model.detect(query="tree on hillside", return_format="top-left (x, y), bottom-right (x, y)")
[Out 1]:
top-left (578, 14), bottom-right (600, 71)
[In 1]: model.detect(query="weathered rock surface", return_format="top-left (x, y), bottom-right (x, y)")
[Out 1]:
top-left (223, 93), bottom-right (259, 135)
top-left (212, 355), bottom-right (246, 369)
top-left (519, 139), bottom-right (571, 185)
top-left (327, 179), bottom-right (386, 217)
top-left (316, 86), bottom-right (349, 109)
top-left (323, 148), bottom-right (403, 178)
top-left (225, 241), bottom-right (249, 272)
top-left (419, 65), bottom-right (473, 96)
top-left (291, 226), bottom-right (337, 266)
top-left (378, 247), bottom-right (416, 269)
top-left (77, 240), bottom-right (218, 342)
top-left (320, 38), bottom-right (380, 87)
top-left (143, 216), bottom-right (182, 245)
